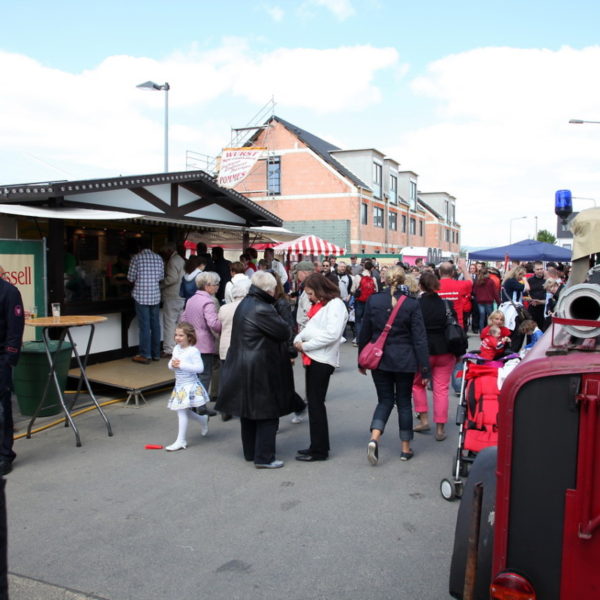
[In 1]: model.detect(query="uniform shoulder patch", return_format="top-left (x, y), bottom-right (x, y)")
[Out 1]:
top-left (14, 305), bottom-right (23, 317)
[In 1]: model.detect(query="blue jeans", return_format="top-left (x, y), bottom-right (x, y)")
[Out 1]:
top-left (478, 303), bottom-right (494, 332)
top-left (370, 370), bottom-right (415, 441)
top-left (135, 302), bottom-right (161, 359)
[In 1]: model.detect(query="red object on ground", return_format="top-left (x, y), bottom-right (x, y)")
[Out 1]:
top-left (145, 444), bottom-right (164, 450)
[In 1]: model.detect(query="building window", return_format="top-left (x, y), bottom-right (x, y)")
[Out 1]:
top-left (402, 215), bottom-right (407, 233)
top-left (389, 212), bottom-right (397, 231)
top-left (409, 180), bottom-right (417, 211)
top-left (445, 200), bottom-right (450, 223)
top-left (374, 206), bottom-right (384, 228)
top-left (419, 220), bottom-right (424, 237)
top-left (361, 203), bottom-right (368, 225)
top-left (373, 162), bottom-right (382, 198)
top-left (267, 156), bottom-right (281, 195)
top-left (389, 175), bottom-right (397, 205)
top-left (409, 217), bottom-right (416, 235)
top-left (445, 228), bottom-right (450, 242)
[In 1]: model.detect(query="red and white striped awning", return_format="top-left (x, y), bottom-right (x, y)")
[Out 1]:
top-left (272, 234), bottom-right (346, 257)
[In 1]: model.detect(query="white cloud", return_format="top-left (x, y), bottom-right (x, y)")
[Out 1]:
top-left (263, 5), bottom-right (285, 21)
top-left (391, 45), bottom-right (600, 247)
top-left (303, 0), bottom-right (356, 20)
top-left (230, 45), bottom-right (399, 112)
top-left (0, 41), bottom-right (399, 181)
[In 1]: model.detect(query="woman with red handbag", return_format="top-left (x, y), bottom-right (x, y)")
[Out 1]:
top-left (358, 266), bottom-right (430, 465)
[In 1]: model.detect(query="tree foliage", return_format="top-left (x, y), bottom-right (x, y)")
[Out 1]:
top-left (536, 229), bottom-right (557, 244)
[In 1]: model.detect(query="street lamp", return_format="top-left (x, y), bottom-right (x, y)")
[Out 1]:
top-left (569, 119), bottom-right (600, 125)
top-left (509, 216), bottom-right (527, 243)
top-left (136, 80), bottom-right (170, 172)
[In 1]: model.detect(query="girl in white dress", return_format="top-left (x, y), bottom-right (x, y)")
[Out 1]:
top-left (165, 322), bottom-right (210, 451)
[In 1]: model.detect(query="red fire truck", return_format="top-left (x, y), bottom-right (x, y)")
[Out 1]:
top-left (449, 209), bottom-right (600, 599)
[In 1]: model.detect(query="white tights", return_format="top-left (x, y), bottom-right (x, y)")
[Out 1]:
top-left (175, 408), bottom-right (207, 443)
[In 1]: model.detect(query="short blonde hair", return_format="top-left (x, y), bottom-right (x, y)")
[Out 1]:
top-left (488, 310), bottom-right (505, 325)
top-left (404, 273), bottom-right (420, 295)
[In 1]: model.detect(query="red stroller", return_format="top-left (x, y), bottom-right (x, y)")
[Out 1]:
top-left (440, 352), bottom-right (518, 501)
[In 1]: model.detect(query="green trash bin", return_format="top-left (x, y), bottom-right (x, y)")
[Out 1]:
top-left (14, 340), bottom-right (73, 417)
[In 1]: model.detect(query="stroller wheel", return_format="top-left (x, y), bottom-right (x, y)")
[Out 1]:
top-left (459, 461), bottom-right (470, 478)
top-left (440, 478), bottom-right (456, 501)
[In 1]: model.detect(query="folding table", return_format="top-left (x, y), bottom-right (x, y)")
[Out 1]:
top-left (25, 316), bottom-right (113, 446)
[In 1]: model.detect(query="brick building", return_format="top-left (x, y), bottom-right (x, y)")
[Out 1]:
top-left (233, 116), bottom-right (460, 257)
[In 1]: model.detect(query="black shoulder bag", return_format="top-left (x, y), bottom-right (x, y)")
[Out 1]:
top-left (443, 300), bottom-right (468, 357)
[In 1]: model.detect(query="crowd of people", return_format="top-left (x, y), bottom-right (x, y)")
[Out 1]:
top-left (115, 242), bottom-right (573, 467)
top-left (0, 237), bottom-right (574, 481)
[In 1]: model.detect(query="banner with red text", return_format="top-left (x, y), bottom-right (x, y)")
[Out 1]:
top-left (0, 239), bottom-right (46, 341)
top-left (217, 147), bottom-right (265, 188)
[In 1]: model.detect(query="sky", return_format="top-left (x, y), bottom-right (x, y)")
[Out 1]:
top-left (2, 0), bottom-right (600, 247)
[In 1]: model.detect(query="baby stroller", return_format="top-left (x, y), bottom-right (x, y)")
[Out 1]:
top-left (440, 351), bottom-right (519, 501)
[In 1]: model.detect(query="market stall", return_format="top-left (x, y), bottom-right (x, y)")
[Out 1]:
top-left (0, 170), bottom-right (283, 363)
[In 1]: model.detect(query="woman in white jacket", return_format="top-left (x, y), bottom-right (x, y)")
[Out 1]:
top-left (293, 273), bottom-right (348, 462)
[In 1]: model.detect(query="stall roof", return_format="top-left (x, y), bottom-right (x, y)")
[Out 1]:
top-left (0, 170), bottom-right (282, 229)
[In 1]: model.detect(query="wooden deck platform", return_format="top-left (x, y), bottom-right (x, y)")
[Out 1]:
top-left (69, 357), bottom-right (174, 406)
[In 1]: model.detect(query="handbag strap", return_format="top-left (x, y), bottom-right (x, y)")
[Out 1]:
top-left (501, 286), bottom-right (521, 309)
top-left (377, 294), bottom-right (407, 344)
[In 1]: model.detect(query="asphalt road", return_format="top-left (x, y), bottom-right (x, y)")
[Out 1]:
top-left (6, 341), bottom-right (464, 600)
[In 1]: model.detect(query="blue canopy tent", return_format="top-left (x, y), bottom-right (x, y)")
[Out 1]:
top-left (468, 239), bottom-right (571, 262)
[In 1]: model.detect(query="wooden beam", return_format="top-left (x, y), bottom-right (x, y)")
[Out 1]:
top-left (130, 187), bottom-right (170, 213)
top-left (170, 183), bottom-right (179, 209)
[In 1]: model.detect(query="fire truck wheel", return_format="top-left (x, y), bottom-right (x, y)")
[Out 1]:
top-left (448, 446), bottom-right (497, 600)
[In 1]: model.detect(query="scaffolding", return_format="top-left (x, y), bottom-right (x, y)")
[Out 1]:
top-left (185, 97), bottom-right (277, 196)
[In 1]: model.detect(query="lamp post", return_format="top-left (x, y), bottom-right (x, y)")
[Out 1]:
top-left (136, 80), bottom-right (170, 172)
top-left (509, 216), bottom-right (527, 243)
top-left (569, 119), bottom-right (600, 125)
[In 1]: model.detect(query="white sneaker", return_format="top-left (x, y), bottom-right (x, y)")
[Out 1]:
top-left (165, 440), bottom-right (187, 451)
top-left (200, 415), bottom-right (209, 437)
top-left (291, 413), bottom-right (304, 424)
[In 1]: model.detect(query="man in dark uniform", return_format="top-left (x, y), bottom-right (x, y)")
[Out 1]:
top-left (0, 272), bottom-right (25, 476)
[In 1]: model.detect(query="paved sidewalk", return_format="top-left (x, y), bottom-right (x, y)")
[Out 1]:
top-left (9, 574), bottom-right (108, 599)
top-left (6, 341), bottom-right (467, 600)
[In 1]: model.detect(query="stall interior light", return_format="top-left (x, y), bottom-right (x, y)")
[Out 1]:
top-left (490, 571), bottom-right (536, 600)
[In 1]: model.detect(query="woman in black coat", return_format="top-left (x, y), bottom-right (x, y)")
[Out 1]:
top-left (216, 271), bottom-right (295, 469)
top-left (358, 266), bottom-right (430, 465)
top-left (411, 271), bottom-right (458, 441)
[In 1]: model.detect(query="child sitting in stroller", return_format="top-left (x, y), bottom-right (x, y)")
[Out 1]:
top-left (479, 325), bottom-right (509, 360)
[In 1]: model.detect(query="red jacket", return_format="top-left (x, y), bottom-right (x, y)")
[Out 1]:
top-left (439, 278), bottom-right (472, 328)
